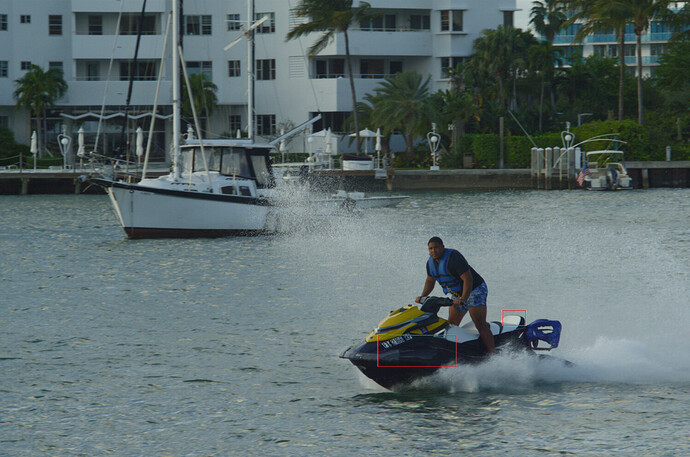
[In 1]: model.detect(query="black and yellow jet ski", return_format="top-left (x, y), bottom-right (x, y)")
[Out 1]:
top-left (340, 297), bottom-right (562, 389)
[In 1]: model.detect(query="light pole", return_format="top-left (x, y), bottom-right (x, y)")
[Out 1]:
top-left (427, 123), bottom-right (441, 171)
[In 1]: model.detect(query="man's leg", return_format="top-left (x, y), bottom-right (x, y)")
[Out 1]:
top-left (468, 305), bottom-right (495, 353)
top-left (448, 305), bottom-right (466, 326)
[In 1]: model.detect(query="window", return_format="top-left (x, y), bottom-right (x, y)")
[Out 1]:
top-left (86, 61), bottom-right (100, 81)
top-left (410, 15), bottom-right (430, 30)
top-left (21, 61), bottom-right (32, 71)
top-left (0, 116), bottom-right (8, 128)
top-left (650, 21), bottom-right (668, 34)
top-left (227, 14), bottom-right (241, 31)
top-left (49, 15), bottom-right (62, 35)
top-left (120, 14), bottom-right (156, 35)
top-left (315, 59), bottom-right (344, 78)
top-left (186, 15), bottom-right (211, 35)
top-left (120, 60), bottom-right (158, 81)
top-left (229, 114), bottom-right (241, 133)
top-left (360, 14), bottom-right (396, 31)
top-left (186, 61), bottom-right (212, 79)
top-left (256, 114), bottom-right (275, 136)
top-left (0, 61), bottom-right (7, 77)
top-left (20, 15), bottom-right (31, 24)
top-left (310, 111), bottom-right (348, 133)
top-left (49, 61), bottom-right (63, 72)
top-left (624, 44), bottom-right (636, 57)
top-left (503, 11), bottom-right (514, 28)
top-left (650, 43), bottom-right (665, 56)
top-left (88, 15), bottom-right (103, 35)
top-left (390, 61), bottom-right (403, 75)
top-left (255, 12), bottom-right (275, 33)
top-left (256, 59), bottom-right (275, 80)
top-left (1, 14), bottom-right (8, 31)
top-left (440, 10), bottom-right (463, 32)
top-left (441, 57), bottom-right (464, 76)
top-left (360, 59), bottom-right (385, 78)
top-left (228, 60), bottom-right (241, 77)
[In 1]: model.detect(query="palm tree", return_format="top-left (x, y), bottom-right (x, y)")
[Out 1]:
top-left (528, 41), bottom-right (561, 131)
top-left (286, 0), bottom-right (372, 154)
top-left (182, 73), bottom-right (218, 133)
top-left (369, 71), bottom-right (431, 156)
top-left (531, 0), bottom-right (568, 42)
top-left (14, 65), bottom-right (67, 155)
top-left (561, 0), bottom-right (629, 121)
top-left (470, 26), bottom-right (537, 111)
top-left (621, 0), bottom-right (675, 125)
top-left (564, 0), bottom-right (676, 124)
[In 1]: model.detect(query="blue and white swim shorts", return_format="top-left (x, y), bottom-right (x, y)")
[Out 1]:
top-left (453, 282), bottom-right (488, 313)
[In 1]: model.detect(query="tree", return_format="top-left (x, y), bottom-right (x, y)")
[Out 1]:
top-left (655, 39), bottom-right (690, 91)
top-left (286, 0), bottom-right (372, 154)
top-left (561, 0), bottom-right (629, 121)
top-left (528, 41), bottom-right (561, 131)
top-left (469, 26), bottom-right (537, 111)
top-left (368, 71), bottom-right (431, 156)
top-left (564, 0), bottom-right (677, 125)
top-left (182, 73), bottom-right (218, 133)
top-left (530, 0), bottom-right (567, 42)
top-left (13, 64), bottom-right (67, 155)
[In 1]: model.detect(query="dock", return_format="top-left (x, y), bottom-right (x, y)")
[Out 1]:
top-left (1, 162), bottom-right (688, 195)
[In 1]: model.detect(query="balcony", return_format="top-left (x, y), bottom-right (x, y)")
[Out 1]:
top-left (71, 0), bottom-right (166, 13)
top-left (322, 29), bottom-right (432, 57)
top-left (72, 34), bottom-right (167, 60)
top-left (66, 80), bottom-right (172, 106)
top-left (305, 78), bottom-right (383, 111)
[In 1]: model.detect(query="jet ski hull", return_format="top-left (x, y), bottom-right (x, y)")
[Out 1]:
top-left (341, 326), bottom-right (528, 389)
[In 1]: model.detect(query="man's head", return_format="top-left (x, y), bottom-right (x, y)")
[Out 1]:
top-left (428, 236), bottom-right (444, 261)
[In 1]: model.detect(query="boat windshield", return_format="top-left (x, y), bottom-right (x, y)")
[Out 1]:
top-left (250, 154), bottom-right (271, 187)
top-left (181, 147), bottom-right (221, 173)
top-left (221, 149), bottom-right (251, 177)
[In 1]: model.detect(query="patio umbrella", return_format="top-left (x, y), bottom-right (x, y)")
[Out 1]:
top-left (136, 127), bottom-right (144, 159)
top-left (349, 128), bottom-right (377, 154)
top-left (325, 128), bottom-right (332, 155)
top-left (77, 127), bottom-right (85, 158)
top-left (31, 131), bottom-right (37, 170)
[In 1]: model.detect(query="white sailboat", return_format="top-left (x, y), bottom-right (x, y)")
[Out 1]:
top-left (93, 1), bottom-right (327, 237)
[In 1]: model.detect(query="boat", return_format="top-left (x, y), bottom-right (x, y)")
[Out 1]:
top-left (582, 150), bottom-right (633, 191)
top-left (332, 190), bottom-right (408, 209)
top-left (91, 0), bottom-right (344, 237)
top-left (93, 139), bottom-right (280, 237)
top-left (340, 296), bottom-right (563, 389)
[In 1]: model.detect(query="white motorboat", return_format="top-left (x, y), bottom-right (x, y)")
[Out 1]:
top-left (94, 140), bottom-right (280, 237)
top-left (582, 150), bottom-right (633, 191)
top-left (92, 0), bottom-right (341, 238)
top-left (332, 190), bottom-right (408, 209)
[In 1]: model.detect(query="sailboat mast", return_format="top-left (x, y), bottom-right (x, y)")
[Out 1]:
top-left (172, 0), bottom-right (181, 179)
top-left (247, 0), bottom-right (254, 141)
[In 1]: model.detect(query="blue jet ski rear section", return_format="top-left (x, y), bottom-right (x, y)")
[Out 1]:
top-left (340, 297), bottom-right (564, 389)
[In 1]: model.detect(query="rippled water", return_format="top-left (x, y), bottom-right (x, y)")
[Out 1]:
top-left (1, 190), bottom-right (689, 456)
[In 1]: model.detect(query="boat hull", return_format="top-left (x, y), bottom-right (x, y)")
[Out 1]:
top-left (100, 180), bottom-right (273, 238)
top-left (341, 328), bottom-right (527, 389)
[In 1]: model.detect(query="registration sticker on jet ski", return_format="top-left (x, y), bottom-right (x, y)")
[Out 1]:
top-left (377, 334), bottom-right (458, 368)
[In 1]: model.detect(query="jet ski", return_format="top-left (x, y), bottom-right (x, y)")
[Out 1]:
top-left (340, 297), bottom-right (562, 389)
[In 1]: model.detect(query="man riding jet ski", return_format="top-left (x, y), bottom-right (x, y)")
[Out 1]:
top-left (340, 297), bottom-right (562, 389)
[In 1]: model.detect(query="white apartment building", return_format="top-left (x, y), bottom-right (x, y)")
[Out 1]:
top-left (0, 0), bottom-right (516, 159)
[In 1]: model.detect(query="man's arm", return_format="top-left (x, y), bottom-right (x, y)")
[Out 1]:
top-left (415, 276), bottom-right (436, 303)
top-left (452, 270), bottom-right (473, 306)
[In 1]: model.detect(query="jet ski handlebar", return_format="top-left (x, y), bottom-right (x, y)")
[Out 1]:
top-left (418, 296), bottom-right (454, 314)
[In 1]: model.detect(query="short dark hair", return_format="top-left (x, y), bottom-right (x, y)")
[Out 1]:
top-left (428, 236), bottom-right (443, 246)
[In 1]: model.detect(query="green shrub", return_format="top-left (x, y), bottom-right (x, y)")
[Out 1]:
top-left (572, 120), bottom-right (651, 160)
